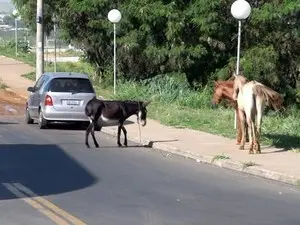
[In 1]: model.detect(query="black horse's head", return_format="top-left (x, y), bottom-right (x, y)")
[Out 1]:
top-left (137, 101), bottom-right (151, 126)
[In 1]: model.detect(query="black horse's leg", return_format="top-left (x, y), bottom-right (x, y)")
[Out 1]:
top-left (117, 123), bottom-right (122, 147)
top-left (91, 123), bottom-right (101, 148)
top-left (85, 120), bottom-right (93, 148)
top-left (121, 124), bottom-right (127, 147)
top-left (90, 114), bottom-right (101, 148)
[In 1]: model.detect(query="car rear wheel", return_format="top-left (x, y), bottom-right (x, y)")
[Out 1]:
top-left (25, 107), bottom-right (34, 124)
top-left (38, 110), bottom-right (48, 129)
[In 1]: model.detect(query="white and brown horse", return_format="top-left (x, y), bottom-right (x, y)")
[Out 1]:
top-left (232, 73), bottom-right (283, 154)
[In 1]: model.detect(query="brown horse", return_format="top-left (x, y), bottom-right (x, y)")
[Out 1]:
top-left (211, 79), bottom-right (248, 145)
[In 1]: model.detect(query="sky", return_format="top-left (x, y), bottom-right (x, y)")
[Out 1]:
top-left (0, 0), bottom-right (13, 13)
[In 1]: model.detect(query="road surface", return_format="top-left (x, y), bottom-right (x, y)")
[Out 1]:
top-left (0, 116), bottom-right (299, 225)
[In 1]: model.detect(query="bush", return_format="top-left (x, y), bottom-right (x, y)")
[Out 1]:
top-left (110, 73), bottom-right (213, 109)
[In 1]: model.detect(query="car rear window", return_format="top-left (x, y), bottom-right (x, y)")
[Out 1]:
top-left (48, 78), bottom-right (94, 93)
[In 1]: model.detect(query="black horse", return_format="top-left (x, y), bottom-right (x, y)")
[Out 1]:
top-left (85, 96), bottom-right (151, 148)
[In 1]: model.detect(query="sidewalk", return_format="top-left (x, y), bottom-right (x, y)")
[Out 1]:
top-left (0, 56), bottom-right (35, 98)
top-left (1, 56), bottom-right (299, 186)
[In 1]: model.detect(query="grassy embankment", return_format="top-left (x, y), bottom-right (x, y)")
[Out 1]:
top-left (0, 79), bottom-right (8, 89)
top-left (1, 45), bottom-right (300, 151)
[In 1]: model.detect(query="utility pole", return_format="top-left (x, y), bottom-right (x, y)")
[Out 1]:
top-left (36, 0), bottom-right (44, 81)
top-left (53, 15), bottom-right (57, 72)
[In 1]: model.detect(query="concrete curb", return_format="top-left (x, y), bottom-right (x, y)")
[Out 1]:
top-left (101, 126), bottom-right (300, 187)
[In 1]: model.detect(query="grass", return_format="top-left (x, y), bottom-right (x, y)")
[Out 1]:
top-left (0, 46), bottom-right (35, 66)
top-left (0, 79), bottom-right (8, 89)
top-left (92, 79), bottom-right (300, 150)
top-left (211, 154), bottom-right (230, 163)
top-left (22, 72), bottom-right (35, 81)
top-left (289, 149), bottom-right (300, 154)
top-left (3, 46), bottom-right (300, 151)
top-left (242, 161), bottom-right (259, 170)
top-left (45, 49), bottom-right (83, 57)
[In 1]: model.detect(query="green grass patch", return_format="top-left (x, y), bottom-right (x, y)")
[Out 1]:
top-left (289, 149), bottom-right (300, 154)
top-left (0, 79), bottom-right (8, 89)
top-left (0, 46), bottom-right (35, 66)
top-left (53, 49), bottom-right (83, 57)
top-left (212, 154), bottom-right (230, 163)
top-left (242, 161), bottom-right (259, 170)
top-left (22, 72), bottom-right (35, 81)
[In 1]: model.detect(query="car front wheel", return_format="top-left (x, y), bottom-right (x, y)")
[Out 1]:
top-left (38, 110), bottom-right (48, 129)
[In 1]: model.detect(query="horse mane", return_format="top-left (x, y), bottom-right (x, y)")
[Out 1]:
top-left (252, 82), bottom-right (284, 111)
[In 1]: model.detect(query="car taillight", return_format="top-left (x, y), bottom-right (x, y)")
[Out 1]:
top-left (45, 95), bottom-right (53, 106)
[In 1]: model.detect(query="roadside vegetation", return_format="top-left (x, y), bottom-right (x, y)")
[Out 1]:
top-left (1, 43), bottom-right (299, 150)
top-left (0, 79), bottom-right (8, 89)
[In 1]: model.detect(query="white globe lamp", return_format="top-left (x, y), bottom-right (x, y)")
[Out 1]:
top-left (231, 0), bottom-right (251, 20)
top-left (12, 9), bottom-right (18, 16)
top-left (108, 9), bottom-right (122, 23)
top-left (12, 9), bottom-right (21, 19)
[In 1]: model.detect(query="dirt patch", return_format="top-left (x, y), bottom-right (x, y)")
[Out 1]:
top-left (0, 89), bottom-right (26, 116)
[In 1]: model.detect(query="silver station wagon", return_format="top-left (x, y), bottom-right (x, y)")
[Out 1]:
top-left (25, 72), bottom-right (96, 129)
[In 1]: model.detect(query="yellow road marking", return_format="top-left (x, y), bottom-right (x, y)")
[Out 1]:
top-left (13, 183), bottom-right (86, 225)
top-left (3, 183), bottom-right (69, 225)
top-left (2, 183), bottom-right (87, 225)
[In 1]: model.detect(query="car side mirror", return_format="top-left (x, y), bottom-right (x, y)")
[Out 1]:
top-left (27, 87), bottom-right (35, 92)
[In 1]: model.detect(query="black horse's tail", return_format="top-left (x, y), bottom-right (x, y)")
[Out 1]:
top-left (85, 96), bottom-right (97, 117)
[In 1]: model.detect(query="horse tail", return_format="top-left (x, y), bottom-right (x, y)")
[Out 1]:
top-left (85, 96), bottom-right (98, 117)
top-left (252, 84), bottom-right (284, 111)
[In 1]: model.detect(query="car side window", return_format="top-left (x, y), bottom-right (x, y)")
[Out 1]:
top-left (40, 76), bottom-right (50, 91)
top-left (34, 75), bottom-right (45, 91)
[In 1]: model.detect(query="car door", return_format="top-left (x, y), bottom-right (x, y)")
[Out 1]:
top-left (31, 75), bottom-right (46, 118)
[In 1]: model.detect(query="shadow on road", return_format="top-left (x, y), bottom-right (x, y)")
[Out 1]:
top-left (30, 120), bottom-right (135, 131)
top-left (0, 121), bottom-right (19, 125)
top-left (0, 144), bottom-right (98, 200)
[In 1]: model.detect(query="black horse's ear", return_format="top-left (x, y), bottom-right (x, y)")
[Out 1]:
top-left (143, 100), bottom-right (151, 107)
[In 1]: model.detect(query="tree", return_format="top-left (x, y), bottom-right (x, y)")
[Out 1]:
top-left (10, 0), bottom-right (300, 104)
top-left (2, 15), bottom-right (15, 26)
top-left (11, 0), bottom-right (59, 36)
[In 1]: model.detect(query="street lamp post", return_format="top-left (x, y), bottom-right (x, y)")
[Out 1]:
top-left (52, 14), bottom-right (58, 73)
top-left (230, 0), bottom-right (251, 129)
top-left (107, 9), bottom-right (122, 95)
top-left (36, 0), bottom-right (44, 81)
top-left (12, 9), bottom-right (20, 57)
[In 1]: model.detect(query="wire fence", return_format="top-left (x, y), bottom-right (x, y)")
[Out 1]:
top-left (0, 28), bottom-right (72, 51)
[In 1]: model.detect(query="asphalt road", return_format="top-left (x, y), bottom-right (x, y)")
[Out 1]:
top-left (0, 116), bottom-right (300, 225)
